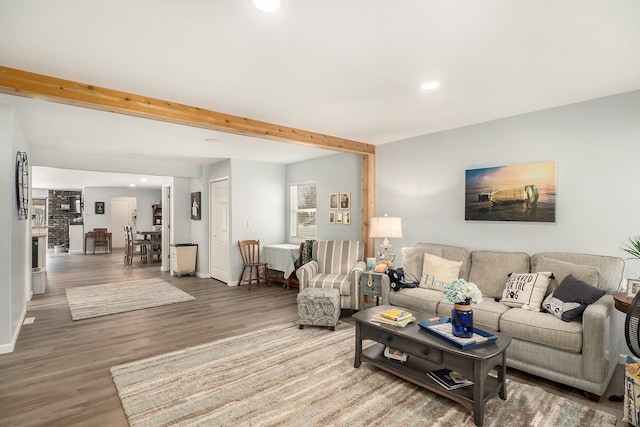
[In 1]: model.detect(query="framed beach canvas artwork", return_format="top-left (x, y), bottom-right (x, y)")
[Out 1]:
top-left (465, 161), bottom-right (556, 222)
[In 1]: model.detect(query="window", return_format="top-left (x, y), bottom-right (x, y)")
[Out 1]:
top-left (290, 181), bottom-right (316, 240)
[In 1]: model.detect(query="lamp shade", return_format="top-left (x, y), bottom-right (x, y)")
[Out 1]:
top-left (369, 216), bottom-right (403, 239)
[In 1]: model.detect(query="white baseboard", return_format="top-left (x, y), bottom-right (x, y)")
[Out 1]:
top-left (0, 307), bottom-right (27, 354)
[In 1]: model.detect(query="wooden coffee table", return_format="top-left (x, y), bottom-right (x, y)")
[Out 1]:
top-left (353, 305), bottom-right (511, 427)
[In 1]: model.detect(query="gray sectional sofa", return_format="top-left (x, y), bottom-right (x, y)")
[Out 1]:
top-left (380, 242), bottom-right (625, 399)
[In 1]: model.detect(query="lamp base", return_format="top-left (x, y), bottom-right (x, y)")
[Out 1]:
top-left (377, 240), bottom-right (396, 263)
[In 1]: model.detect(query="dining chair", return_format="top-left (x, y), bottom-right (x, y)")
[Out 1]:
top-left (125, 226), bottom-right (150, 264)
top-left (93, 228), bottom-right (109, 254)
top-left (123, 226), bottom-right (131, 264)
top-left (238, 240), bottom-right (271, 291)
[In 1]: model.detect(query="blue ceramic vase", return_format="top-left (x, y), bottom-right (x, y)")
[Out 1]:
top-left (452, 299), bottom-right (473, 338)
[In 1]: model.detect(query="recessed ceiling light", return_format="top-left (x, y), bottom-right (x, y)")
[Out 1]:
top-left (129, 184), bottom-right (136, 187)
top-left (205, 138), bottom-right (219, 143)
top-left (252, 0), bottom-right (281, 12)
top-left (140, 178), bottom-right (148, 182)
top-left (420, 81), bottom-right (441, 91)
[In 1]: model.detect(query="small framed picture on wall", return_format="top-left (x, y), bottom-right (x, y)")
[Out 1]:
top-left (340, 192), bottom-right (351, 209)
top-left (336, 212), bottom-right (343, 224)
top-left (344, 211), bottom-right (351, 225)
top-left (95, 202), bottom-right (105, 214)
top-left (329, 211), bottom-right (336, 224)
top-left (191, 192), bottom-right (201, 220)
top-left (329, 193), bottom-right (339, 209)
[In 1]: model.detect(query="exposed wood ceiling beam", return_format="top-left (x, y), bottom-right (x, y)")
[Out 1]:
top-left (0, 66), bottom-right (375, 155)
top-left (0, 66), bottom-right (378, 254)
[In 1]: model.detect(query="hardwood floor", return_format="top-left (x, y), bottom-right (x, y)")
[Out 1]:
top-left (1, 250), bottom-right (299, 426)
top-left (0, 250), bottom-right (626, 426)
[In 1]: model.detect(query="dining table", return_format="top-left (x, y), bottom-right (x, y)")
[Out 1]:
top-left (137, 230), bottom-right (162, 262)
top-left (263, 243), bottom-right (300, 289)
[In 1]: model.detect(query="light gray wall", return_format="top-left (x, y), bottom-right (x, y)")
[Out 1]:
top-left (377, 90), bottom-right (640, 274)
top-left (171, 177), bottom-right (192, 245)
top-left (82, 187), bottom-right (162, 233)
top-left (198, 159), bottom-right (285, 284)
top-left (0, 104), bottom-right (30, 353)
top-left (230, 159), bottom-right (286, 284)
top-left (376, 89), bottom-right (640, 359)
top-left (286, 152), bottom-right (362, 241)
top-left (189, 164), bottom-right (210, 276)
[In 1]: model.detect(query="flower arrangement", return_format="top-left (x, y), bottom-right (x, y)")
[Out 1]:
top-left (443, 279), bottom-right (483, 304)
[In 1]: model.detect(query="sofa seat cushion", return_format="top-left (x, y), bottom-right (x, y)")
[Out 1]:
top-left (389, 287), bottom-right (442, 314)
top-left (437, 299), bottom-right (510, 332)
top-left (500, 308), bottom-right (582, 353)
top-left (307, 274), bottom-right (352, 295)
top-left (468, 251), bottom-right (531, 299)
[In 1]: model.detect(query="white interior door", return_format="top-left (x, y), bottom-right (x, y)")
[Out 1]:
top-left (110, 197), bottom-right (136, 248)
top-left (210, 178), bottom-right (229, 283)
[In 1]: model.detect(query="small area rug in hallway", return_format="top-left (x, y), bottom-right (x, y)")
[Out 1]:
top-left (110, 323), bottom-right (616, 426)
top-left (65, 278), bottom-right (195, 320)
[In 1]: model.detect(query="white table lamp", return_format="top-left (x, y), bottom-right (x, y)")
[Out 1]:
top-left (369, 214), bottom-right (403, 263)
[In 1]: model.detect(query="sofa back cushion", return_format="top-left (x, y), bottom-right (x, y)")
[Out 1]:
top-left (532, 257), bottom-right (600, 295)
top-left (401, 243), bottom-right (471, 284)
top-left (468, 251), bottom-right (530, 299)
top-left (531, 252), bottom-right (624, 294)
top-left (313, 240), bottom-right (364, 274)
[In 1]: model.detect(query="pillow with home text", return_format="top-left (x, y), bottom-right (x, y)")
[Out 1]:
top-left (419, 253), bottom-right (462, 291)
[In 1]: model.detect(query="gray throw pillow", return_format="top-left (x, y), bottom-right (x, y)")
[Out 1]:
top-left (541, 274), bottom-right (606, 322)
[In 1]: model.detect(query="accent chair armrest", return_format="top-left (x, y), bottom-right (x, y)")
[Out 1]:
top-left (296, 260), bottom-right (318, 290)
top-left (349, 261), bottom-right (367, 310)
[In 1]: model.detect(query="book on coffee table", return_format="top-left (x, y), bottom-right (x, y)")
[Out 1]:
top-left (371, 313), bottom-right (416, 327)
top-left (379, 308), bottom-right (413, 322)
top-left (383, 346), bottom-right (408, 362)
top-left (426, 368), bottom-right (473, 390)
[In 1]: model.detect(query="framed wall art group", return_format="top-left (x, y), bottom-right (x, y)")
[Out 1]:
top-left (329, 192), bottom-right (351, 225)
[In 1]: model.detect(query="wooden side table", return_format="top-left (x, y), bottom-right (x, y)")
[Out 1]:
top-left (614, 292), bottom-right (634, 313)
top-left (359, 271), bottom-right (384, 310)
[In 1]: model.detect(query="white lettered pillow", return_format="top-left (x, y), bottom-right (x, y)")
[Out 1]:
top-left (419, 253), bottom-right (463, 291)
top-left (500, 272), bottom-right (553, 311)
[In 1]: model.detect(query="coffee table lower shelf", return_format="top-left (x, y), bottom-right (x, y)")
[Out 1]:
top-left (360, 343), bottom-right (502, 415)
top-left (353, 305), bottom-right (511, 427)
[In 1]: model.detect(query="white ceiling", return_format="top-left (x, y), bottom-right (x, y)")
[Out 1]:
top-left (1, 1), bottom-right (640, 189)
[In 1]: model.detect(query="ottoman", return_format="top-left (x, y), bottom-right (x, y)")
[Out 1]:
top-left (297, 287), bottom-right (341, 331)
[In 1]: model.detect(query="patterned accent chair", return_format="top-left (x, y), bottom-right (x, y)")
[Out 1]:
top-left (296, 240), bottom-right (366, 310)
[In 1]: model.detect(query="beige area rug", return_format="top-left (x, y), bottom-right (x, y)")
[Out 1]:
top-left (65, 278), bottom-right (195, 320)
top-left (110, 323), bottom-right (616, 427)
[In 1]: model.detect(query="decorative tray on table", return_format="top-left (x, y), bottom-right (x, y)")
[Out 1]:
top-left (418, 317), bottom-right (498, 350)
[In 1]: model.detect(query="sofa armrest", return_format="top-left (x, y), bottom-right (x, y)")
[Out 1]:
top-left (296, 260), bottom-right (318, 290)
top-left (582, 294), bottom-right (613, 382)
top-left (381, 274), bottom-right (391, 305)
